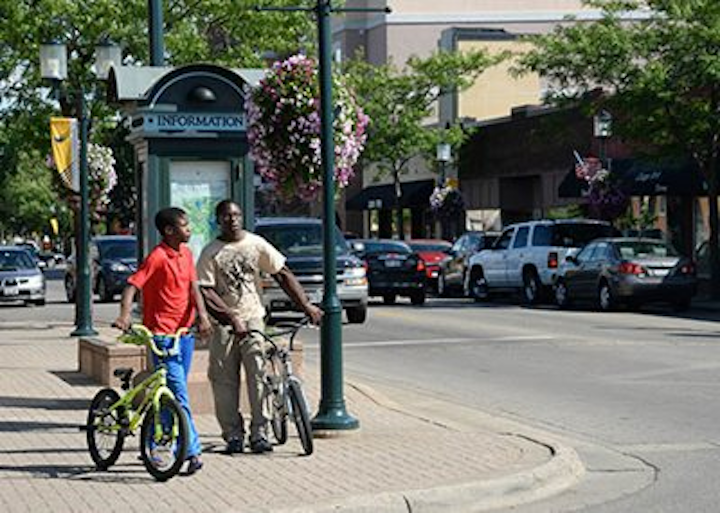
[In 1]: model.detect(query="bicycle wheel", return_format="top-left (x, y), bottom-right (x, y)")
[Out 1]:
top-left (287, 379), bottom-right (313, 456)
top-left (86, 388), bottom-right (126, 470)
top-left (139, 395), bottom-right (188, 482)
top-left (265, 357), bottom-right (288, 445)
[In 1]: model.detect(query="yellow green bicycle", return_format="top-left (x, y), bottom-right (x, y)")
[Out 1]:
top-left (85, 325), bottom-right (190, 481)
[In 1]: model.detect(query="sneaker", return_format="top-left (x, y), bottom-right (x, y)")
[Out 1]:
top-left (225, 438), bottom-right (244, 455)
top-left (185, 455), bottom-right (203, 475)
top-left (249, 437), bottom-right (273, 454)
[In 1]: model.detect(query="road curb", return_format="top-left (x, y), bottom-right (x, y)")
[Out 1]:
top-left (267, 441), bottom-right (584, 513)
top-left (269, 380), bottom-right (585, 513)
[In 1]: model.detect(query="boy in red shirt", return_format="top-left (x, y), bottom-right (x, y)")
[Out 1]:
top-left (114, 207), bottom-right (211, 475)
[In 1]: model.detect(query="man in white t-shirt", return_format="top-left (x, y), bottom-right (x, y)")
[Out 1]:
top-left (197, 200), bottom-right (323, 455)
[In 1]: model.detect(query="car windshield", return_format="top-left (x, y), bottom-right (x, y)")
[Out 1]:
top-left (547, 223), bottom-right (618, 247)
top-left (408, 242), bottom-right (450, 253)
top-left (0, 250), bottom-right (35, 270)
top-left (258, 225), bottom-right (347, 256)
top-left (362, 241), bottom-right (411, 255)
top-left (617, 241), bottom-right (678, 259)
top-left (100, 241), bottom-right (136, 260)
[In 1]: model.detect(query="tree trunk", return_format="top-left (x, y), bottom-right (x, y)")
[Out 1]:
top-left (709, 160), bottom-right (720, 299)
top-left (394, 168), bottom-right (403, 240)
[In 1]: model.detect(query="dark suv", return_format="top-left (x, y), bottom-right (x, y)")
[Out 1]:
top-left (437, 231), bottom-right (499, 297)
top-left (65, 235), bottom-right (137, 302)
top-left (255, 218), bottom-right (368, 323)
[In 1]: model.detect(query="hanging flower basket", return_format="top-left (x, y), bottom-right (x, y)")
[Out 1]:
top-left (246, 54), bottom-right (370, 202)
top-left (575, 157), bottom-right (628, 221)
top-left (430, 178), bottom-right (465, 220)
top-left (47, 143), bottom-right (117, 210)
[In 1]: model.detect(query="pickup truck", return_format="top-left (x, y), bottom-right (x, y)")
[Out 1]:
top-left (465, 219), bottom-right (618, 304)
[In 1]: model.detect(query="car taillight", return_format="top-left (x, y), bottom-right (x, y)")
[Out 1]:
top-left (680, 262), bottom-right (695, 275)
top-left (548, 251), bottom-right (558, 269)
top-left (416, 259), bottom-right (426, 272)
top-left (619, 261), bottom-right (645, 275)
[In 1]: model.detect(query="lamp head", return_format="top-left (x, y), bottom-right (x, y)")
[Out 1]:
top-left (39, 41), bottom-right (68, 81)
top-left (94, 39), bottom-right (122, 80)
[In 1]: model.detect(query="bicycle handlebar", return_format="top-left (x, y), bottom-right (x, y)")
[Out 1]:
top-left (118, 324), bottom-right (191, 358)
top-left (240, 316), bottom-right (312, 351)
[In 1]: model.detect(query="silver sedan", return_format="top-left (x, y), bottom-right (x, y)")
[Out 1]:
top-left (0, 247), bottom-right (46, 306)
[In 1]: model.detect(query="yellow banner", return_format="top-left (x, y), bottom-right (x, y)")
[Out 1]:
top-left (50, 117), bottom-right (79, 191)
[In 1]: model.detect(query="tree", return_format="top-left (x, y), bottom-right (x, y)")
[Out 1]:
top-left (0, 0), bottom-right (316, 235)
top-left (517, 0), bottom-right (720, 296)
top-left (344, 49), bottom-right (506, 238)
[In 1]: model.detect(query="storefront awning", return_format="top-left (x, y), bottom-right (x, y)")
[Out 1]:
top-left (346, 179), bottom-right (435, 210)
top-left (558, 157), bottom-right (707, 198)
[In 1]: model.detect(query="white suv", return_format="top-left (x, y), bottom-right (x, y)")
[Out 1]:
top-left (465, 219), bottom-right (618, 304)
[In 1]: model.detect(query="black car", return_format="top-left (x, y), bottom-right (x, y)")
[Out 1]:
top-left (353, 239), bottom-right (427, 305)
top-left (438, 231), bottom-right (499, 296)
top-left (65, 235), bottom-right (137, 303)
top-left (554, 237), bottom-right (696, 311)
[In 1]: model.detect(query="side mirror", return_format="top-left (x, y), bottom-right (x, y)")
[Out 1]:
top-left (566, 255), bottom-right (578, 265)
top-left (350, 241), bottom-right (365, 254)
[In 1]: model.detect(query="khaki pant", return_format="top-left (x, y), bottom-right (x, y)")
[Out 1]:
top-left (207, 317), bottom-right (267, 442)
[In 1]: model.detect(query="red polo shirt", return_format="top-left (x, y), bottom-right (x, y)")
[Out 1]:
top-left (128, 242), bottom-right (197, 334)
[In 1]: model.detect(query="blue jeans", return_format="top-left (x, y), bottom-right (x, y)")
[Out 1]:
top-left (152, 333), bottom-right (202, 458)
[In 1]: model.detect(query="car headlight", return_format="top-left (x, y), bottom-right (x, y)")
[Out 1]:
top-left (344, 266), bottom-right (367, 286)
top-left (110, 262), bottom-right (130, 272)
top-left (27, 274), bottom-right (44, 287)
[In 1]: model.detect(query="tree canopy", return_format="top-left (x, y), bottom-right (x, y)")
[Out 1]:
top-left (517, 0), bottom-right (720, 295)
top-left (0, 0), bottom-right (315, 238)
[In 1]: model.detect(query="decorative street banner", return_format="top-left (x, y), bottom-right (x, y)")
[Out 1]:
top-left (50, 117), bottom-right (79, 191)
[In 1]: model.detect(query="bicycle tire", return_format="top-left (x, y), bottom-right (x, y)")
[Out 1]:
top-left (139, 395), bottom-right (189, 482)
top-left (265, 354), bottom-right (287, 445)
top-left (287, 379), bottom-right (313, 456)
top-left (86, 388), bottom-right (126, 470)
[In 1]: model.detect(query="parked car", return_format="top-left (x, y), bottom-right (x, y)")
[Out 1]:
top-left (407, 239), bottom-right (452, 291)
top-left (255, 217), bottom-right (368, 324)
top-left (437, 231), bottom-right (499, 297)
top-left (65, 235), bottom-right (137, 303)
top-left (553, 237), bottom-right (696, 311)
top-left (466, 219), bottom-right (619, 304)
top-left (352, 239), bottom-right (427, 305)
top-left (0, 246), bottom-right (46, 306)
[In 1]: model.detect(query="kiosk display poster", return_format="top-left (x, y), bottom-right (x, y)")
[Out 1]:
top-left (170, 161), bottom-right (231, 259)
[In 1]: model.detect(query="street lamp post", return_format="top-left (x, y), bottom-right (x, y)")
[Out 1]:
top-left (435, 140), bottom-right (452, 239)
top-left (40, 41), bottom-right (121, 337)
top-left (593, 109), bottom-right (613, 170)
top-left (256, 0), bottom-right (389, 430)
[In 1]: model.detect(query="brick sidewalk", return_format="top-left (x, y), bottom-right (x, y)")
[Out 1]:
top-left (0, 323), bottom-right (581, 513)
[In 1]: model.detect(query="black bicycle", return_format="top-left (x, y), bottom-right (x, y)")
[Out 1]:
top-left (251, 318), bottom-right (314, 456)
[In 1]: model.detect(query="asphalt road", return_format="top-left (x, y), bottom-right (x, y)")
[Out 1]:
top-left (3, 275), bottom-right (720, 511)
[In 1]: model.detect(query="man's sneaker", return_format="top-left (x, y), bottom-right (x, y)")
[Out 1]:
top-left (185, 455), bottom-right (203, 475)
top-left (249, 437), bottom-right (273, 454)
top-left (225, 438), bottom-right (244, 455)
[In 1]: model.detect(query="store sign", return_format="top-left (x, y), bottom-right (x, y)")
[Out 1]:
top-left (142, 112), bottom-right (245, 133)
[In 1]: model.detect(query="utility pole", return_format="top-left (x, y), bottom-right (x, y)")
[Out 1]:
top-left (256, 1), bottom-right (390, 430)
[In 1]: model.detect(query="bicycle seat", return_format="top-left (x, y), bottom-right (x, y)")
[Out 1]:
top-left (113, 367), bottom-right (134, 382)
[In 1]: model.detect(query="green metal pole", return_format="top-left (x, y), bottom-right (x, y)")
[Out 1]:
top-left (311, 0), bottom-right (358, 431)
top-left (148, 0), bottom-right (164, 66)
top-left (71, 89), bottom-right (97, 337)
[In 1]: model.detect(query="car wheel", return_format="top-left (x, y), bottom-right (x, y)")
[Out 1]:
top-left (383, 294), bottom-right (397, 305)
top-left (523, 269), bottom-right (542, 305)
top-left (554, 280), bottom-right (570, 309)
top-left (468, 268), bottom-right (489, 302)
top-left (597, 281), bottom-right (616, 311)
top-left (410, 291), bottom-right (426, 306)
top-left (97, 275), bottom-right (113, 303)
top-left (65, 275), bottom-right (76, 303)
top-left (437, 272), bottom-right (448, 298)
top-left (346, 304), bottom-right (367, 324)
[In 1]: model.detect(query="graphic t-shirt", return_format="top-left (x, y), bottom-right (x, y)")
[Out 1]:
top-left (196, 232), bottom-right (286, 321)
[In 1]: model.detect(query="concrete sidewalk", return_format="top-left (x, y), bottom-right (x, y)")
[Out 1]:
top-left (0, 322), bottom-right (584, 513)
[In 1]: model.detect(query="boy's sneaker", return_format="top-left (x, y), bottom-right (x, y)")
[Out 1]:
top-left (225, 438), bottom-right (244, 455)
top-left (185, 455), bottom-right (203, 475)
top-left (249, 437), bottom-right (273, 454)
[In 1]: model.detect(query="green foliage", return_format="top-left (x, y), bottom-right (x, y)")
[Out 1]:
top-left (343, 49), bottom-right (505, 179)
top-left (0, 0), bottom-right (315, 236)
